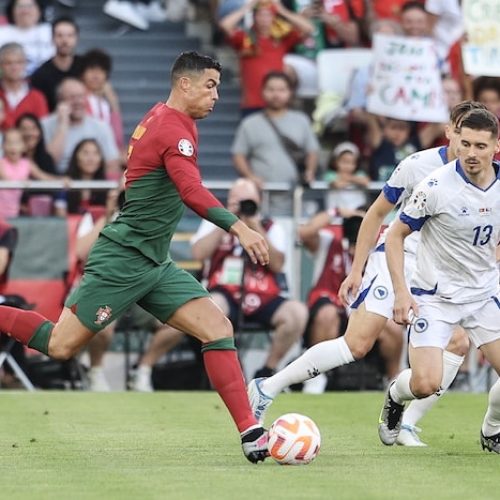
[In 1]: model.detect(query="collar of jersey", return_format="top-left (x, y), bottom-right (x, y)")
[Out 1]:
top-left (455, 160), bottom-right (500, 192)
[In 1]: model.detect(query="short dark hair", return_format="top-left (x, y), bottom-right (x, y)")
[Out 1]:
top-left (401, 1), bottom-right (426, 14)
top-left (449, 100), bottom-right (487, 127)
top-left (6, 0), bottom-right (44, 24)
top-left (262, 71), bottom-right (293, 90)
top-left (81, 48), bottom-right (112, 76)
top-left (460, 108), bottom-right (499, 138)
top-left (52, 16), bottom-right (79, 35)
top-left (171, 51), bottom-right (221, 83)
top-left (473, 76), bottom-right (500, 101)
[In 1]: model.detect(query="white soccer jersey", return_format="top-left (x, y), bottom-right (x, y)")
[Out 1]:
top-left (377, 146), bottom-right (449, 256)
top-left (401, 160), bottom-right (500, 303)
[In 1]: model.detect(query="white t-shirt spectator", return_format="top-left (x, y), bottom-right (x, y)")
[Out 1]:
top-left (0, 23), bottom-right (55, 75)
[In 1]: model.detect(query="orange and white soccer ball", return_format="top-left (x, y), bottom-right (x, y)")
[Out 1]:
top-left (268, 413), bottom-right (321, 465)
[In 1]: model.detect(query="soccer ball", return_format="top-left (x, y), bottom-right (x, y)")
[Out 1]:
top-left (268, 413), bottom-right (321, 465)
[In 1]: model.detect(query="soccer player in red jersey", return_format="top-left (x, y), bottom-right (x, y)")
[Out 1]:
top-left (0, 51), bottom-right (270, 463)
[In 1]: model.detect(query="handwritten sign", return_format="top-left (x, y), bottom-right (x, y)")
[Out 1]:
top-left (462, 0), bottom-right (500, 76)
top-left (367, 34), bottom-right (448, 123)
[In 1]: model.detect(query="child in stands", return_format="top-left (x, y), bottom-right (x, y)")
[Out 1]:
top-left (0, 127), bottom-right (60, 219)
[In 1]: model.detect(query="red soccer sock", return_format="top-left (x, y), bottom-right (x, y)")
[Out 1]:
top-left (202, 339), bottom-right (258, 434)
top-left (0, 306), bottom-right (52, 347)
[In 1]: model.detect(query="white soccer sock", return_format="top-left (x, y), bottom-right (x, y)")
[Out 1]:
top-left (482, 379), bottom-right (500, 437)
top-left (402, 350), bottom-right (464, 427)
top-left (261, 337), bottom-right (355, 398)
top-left (389, 369), bottom-right (415, 404)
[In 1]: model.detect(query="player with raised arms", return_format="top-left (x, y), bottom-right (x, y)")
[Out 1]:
top-left (378, 107), bottom-right (500, 452)
top-left (248, 101), bottom-right (485, 446)
top-left (0, 51), bottom-right (270, 463)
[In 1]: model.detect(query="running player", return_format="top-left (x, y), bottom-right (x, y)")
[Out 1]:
top-left (378, 108), bottom-right (500, 453)
top-left (248, 101), bottom-right (484, 446)
top-left (0, 51), bottom-right (270, 463)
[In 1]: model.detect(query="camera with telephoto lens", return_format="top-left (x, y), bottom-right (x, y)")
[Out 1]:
top-left (238, 199), bottom-right (258, 216)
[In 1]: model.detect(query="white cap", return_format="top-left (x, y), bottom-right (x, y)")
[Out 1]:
top-left (331, 141), bottom-right (360, 160)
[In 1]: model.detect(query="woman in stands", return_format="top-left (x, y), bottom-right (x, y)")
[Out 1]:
top-left (65, 139), bottom-right (108, 215)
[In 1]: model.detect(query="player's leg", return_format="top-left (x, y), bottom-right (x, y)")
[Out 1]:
top-left (302, 298), bottom-right (342, 394)
top-left (257, 303), bottom-right (386, 398)
top-left (378, 301), bottom-right (455, 446)
top-left (399, 326), bottom-right (468, 446)
top-left (140, 264), bottom-right (267, 463)
top-left (478, 339), bottom-right (500, 453)
top-left (0, 304), bottom-right (95, 359)
top-left (377, 320), bottom-right (404, 380)
top-left (466, 297), bottom-right (500, 453)
top-left (379, 345), bottom-right (443, 446)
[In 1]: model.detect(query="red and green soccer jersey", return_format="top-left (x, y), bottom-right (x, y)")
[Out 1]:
top-left (101, 103), bottom-right (238, 264)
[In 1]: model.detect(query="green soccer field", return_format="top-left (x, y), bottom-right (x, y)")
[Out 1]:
top-left (0, 391), bottom-right (498, 500)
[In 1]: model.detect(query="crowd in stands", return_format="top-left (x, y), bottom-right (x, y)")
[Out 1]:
top-left (0, 0), bottom-right (498, 392)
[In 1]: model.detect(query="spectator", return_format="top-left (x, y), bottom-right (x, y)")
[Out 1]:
top-left (15, 113), bottom-right (56, 175)
top-left (283, 0), bottom-right (362, 100)
top-left (0, 43), bottom-right (49, 131)
top-left (323, 141), bottom-right (369, 210)
top-left (425, 0), bottom-right (463, 70)
top-left (0, 127), bottom-right (60, 219)
top-left (103, 0), bottom-right (189, 31)
top-left (473, 77), bottom-right (500, 118)
top-left (65, 139), bottom-right (108, 214)
top-left (16, 113), bottom-right (64, 214)
top-left (219, 0), bottom-right (314, 115)
top-left (191, 178), bottom-right (308, 379)
top-left (0, 0), bottom-right (55, 75)
top-left (232, 71), bottom-right (319, 215)
top-left (30, 16), bottom-right (83, 112)
top-left (41, 78), bottom-right (121, 176)
top-left (80, 49), bottom-right (124, 151)
top-left (365, 115), bottom-right (421, 181)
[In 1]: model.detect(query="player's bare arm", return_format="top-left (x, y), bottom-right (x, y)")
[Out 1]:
top-left (339, 193), bottom-right (395, 306)
top-left (230, 219), bottom-right (269, 266)
top-left (240, 214), bottom-right (282, 272)
top-left (385, 219), bottom-right (418, 325)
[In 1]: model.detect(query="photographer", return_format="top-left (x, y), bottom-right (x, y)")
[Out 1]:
top-left (192, 178), bottom-right (308, 379)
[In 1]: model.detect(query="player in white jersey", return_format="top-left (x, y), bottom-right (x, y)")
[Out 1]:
top-left (247, 102), bottom-right (485, 445)
top-left (379, 108), bottom-right (500, 453)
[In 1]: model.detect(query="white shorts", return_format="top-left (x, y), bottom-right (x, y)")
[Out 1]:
top-left (351, 250), bottom-right (415, 319)
top-left (409, 294), bottom-right (500, 349)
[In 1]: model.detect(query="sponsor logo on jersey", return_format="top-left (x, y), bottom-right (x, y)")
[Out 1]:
top-left (413, 318), bottom-right (428, 333)
top-left (427, 178), bottom-right (438, 187)
top-left (94, 305), bottom-right (112, 325)
top-left (373, 286), bottom-right (389, 300)
top-left (479, 207), bottom-right (492, 217)
top-left (459, 206), bottom-right (470, 216)
top-left (178, 138), bottom-right (194, 156)
top-left (413, 191), bottom-right (427, 210)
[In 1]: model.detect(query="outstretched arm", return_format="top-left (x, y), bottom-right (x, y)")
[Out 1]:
top-left (165, 154), bottom-right (269, 266)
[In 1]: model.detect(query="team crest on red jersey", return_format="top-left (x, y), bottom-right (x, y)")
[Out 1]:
top-left (94, 305), bottom-right (112, 325)
top-left (178, 138), bottom-right (194, 156)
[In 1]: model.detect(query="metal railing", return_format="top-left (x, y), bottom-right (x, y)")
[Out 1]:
top-left (0, 179), bottom-right (385, 299)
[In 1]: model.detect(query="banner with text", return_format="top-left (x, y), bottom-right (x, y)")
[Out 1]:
top-left (462, 0), bottom-right (500, 76)
top-left (367, 34), bottom-right (448, 123)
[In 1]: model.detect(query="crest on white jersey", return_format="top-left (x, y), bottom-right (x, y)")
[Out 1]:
top-left (413, 191), bottom-right (427, 210)
top-left (178, 138), bottom-right (194, 156)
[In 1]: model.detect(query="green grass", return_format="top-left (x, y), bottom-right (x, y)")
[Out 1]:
top-left (0, 391), bottom-right (498, 500)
